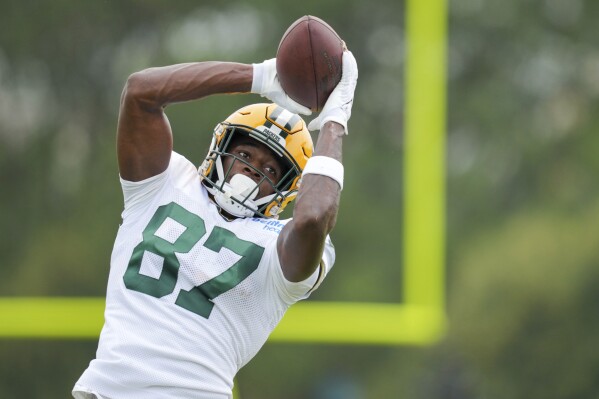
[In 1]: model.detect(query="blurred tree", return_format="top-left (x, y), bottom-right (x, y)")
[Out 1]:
top-left (447, 201), bottom-right (599, 398)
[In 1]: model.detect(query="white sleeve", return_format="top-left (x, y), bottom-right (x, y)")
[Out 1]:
top-left (120, 170), bottom-right (169, 219)
top-left (119, 152), bottom-right (194, 219)
top-left (264, 235), bottom-right (335, 306)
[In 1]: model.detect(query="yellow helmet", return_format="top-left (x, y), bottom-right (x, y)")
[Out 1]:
top-left (200, 103), bottom-right (313, 219)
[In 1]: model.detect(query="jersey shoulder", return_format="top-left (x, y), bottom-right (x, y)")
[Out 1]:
top-left (120, 151), bottom-right (207, 220)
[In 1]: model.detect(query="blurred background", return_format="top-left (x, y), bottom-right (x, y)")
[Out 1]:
top-left (1, 0), bottom-right (599, 398)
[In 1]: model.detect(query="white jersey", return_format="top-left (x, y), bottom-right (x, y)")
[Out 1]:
top-left (73, 152), bottom-right (335, 399)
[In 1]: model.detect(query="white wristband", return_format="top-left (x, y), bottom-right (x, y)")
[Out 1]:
top-left (302, 156), bottom-right (344, 190)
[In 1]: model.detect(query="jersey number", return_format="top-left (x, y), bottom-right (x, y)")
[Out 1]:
top-left (123, 202), bottom-right (264, 318)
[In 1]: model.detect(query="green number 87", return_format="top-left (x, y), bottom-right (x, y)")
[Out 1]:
top-left (123, 202), bottom-right (264, 318)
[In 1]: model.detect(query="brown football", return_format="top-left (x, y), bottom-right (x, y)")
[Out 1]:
top-left (276, 16), bottom-right (345, 112)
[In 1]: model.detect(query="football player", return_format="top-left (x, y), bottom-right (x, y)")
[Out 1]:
top-left (73, 50), bottom-right (358, 399)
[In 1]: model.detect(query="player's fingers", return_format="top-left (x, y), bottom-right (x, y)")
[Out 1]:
top-left (307, 116), bottom-right (321, 131)
top-left (284, 97), bottom-right (312, 116)
top-left (341, 51), bottom-right (358, 84)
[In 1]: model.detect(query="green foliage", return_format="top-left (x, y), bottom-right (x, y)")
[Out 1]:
top-left (448, 203), bottom-right (599, 398)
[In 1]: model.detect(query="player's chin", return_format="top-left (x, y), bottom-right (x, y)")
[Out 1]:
top-left (257, 185), bottom-right (274, 199)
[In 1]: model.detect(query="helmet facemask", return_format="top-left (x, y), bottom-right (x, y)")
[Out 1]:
top-left (200, 124), bottom-right (301, 219)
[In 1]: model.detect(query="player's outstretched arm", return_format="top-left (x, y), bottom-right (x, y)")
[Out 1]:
top-left (277, 122), bottom-right (344, 282)
top-left (117, 62), bottom-right (253, 182)
top-left (277, 51), bottom-right (358, 282)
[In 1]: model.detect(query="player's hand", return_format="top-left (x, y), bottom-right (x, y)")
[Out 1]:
top-left (251, 58), bottom-right (312, 116)
top-left (308, 51), bottom-right (358, 134)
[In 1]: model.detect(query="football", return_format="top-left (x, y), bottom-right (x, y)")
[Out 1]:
top-left (276, 15), bottom-right (346, 112)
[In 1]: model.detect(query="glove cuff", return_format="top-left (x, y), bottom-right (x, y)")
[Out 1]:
top-left (319, 110), bottom-right (349, 135)
top-left (250, 63), bottom-right (263, 94)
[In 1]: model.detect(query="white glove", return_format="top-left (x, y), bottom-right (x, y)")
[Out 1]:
top-left (308, 51), bottom-right (358, 134)
top-left (251, 59), bottom-right (312, 116)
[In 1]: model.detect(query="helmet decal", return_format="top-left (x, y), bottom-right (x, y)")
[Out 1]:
top-left (267, 106), bottom-right (303, 132)
top-left (255, 124), bottom-right (287, 148)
